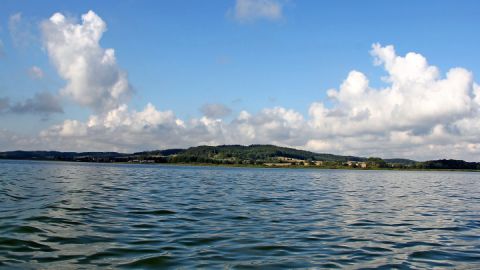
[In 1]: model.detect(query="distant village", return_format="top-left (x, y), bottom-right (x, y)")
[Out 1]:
top-left (70, 155), bottom-right (384, 169)
top-left (263, 157), bottom-right (368, 168)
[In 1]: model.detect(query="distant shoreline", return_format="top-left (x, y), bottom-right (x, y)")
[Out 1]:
top-left (1, 145), bottom-right (479, 171)
top-left (2, 158), bottom-right (479, 173)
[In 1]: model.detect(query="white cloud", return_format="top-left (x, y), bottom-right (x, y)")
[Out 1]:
top-left (38, 104), bottom-right (308, 152)
top-left (230, 0), bottom-right (283, 23)
top-left (40, 103), bottom-right (188, 151)
top-left (41, 10), bottom-right (133, 112)
top-left (303, 43), bottom-right (480, 159)
top-left (315, 43), bottom-right (476, 138)
top-left (28, 66), bottom-right (44, 79)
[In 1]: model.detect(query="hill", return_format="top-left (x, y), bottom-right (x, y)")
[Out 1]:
top-left (384, 158), bottom-right (417, 165)
top-left (0, 145), bottom-right (369, 164)
top-left (159, 144), bottom-right (364, 163)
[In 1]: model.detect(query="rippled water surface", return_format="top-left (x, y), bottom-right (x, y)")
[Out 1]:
top-left (1, 160), bottom-right (480, 269)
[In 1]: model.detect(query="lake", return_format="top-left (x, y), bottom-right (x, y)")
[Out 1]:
top-left (1, 160), bottom-right (479, 269)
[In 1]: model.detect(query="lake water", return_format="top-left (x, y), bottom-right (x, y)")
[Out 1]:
top-left (1, 160), bottom-right (479, 269)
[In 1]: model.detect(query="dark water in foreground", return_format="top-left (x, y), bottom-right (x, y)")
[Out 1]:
top-left (1, 160), bottom-right (479, 269)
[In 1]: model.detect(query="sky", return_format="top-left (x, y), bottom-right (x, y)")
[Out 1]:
top-left (0, 0), bottom-right (480, 161)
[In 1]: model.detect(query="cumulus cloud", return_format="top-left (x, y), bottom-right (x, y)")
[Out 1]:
top-left (38, 104), bottom-right (299, 151)
top-left (200, 103), bottom-right (232, 118)
top-left (40, 103), bottom-right (187, 151)
top-left (230, 0), bottom-right (283, 23)
top-left (315, 43), bottom-right (477, 137)
top-left (34, 43), bottom-right (480, 160)
top-left (303, 43), bottom-right (480, 159)
top-left (28, 66), bottom-right (44, 79)
top-left (41, 10), bottom-right (133, 112)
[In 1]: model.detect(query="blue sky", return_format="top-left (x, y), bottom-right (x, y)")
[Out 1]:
top-left (1, 1), bottom-right (480, 160)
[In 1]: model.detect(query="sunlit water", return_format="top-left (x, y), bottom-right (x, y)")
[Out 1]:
top-left (1, 160), bottom-right (479, 269)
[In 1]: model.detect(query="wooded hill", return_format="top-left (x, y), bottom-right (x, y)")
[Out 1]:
top-left (135, 144), bottom-right (366, 163)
